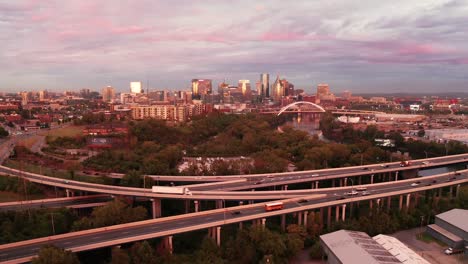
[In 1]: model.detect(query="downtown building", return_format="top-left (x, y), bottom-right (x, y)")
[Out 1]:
top-left (192, 79), bottom-right (212, 100)
top-left (259, 73), bottom-right (269, 98)
top-left (101, 86), bottom-right (115, 102)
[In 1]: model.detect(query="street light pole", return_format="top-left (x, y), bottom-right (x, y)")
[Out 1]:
top-left (50, 212), bottom-right (56, 235)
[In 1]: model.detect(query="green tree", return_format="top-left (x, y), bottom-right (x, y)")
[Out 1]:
top-left (111, 246), bottom-right (130, 264)
top-left (31, 245), bottom-right (80, 264)
top-left (0, 126), bottom-right (8, 138)
top-left (130, 241), bottom-right (157, 264)
top-left (121, 171), bottom-right (142, 187)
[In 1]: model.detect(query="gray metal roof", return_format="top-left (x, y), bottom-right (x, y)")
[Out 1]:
top-left (436, 209), bottom-right (468, 232)
top-left (320, 230), bottom-right (402, 264)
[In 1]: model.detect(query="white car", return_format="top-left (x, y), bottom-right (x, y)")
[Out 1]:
top-left (410, 182), bottom-right (419, 187)
top-left (422, 161), bottom-right (429, 165)
top-left (345, 190), bottom-right (359, 196)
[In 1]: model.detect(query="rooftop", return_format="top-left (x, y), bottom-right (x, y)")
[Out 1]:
top-left (436, 209), bottom-right (468, 232)
top-left (373, 234), bottom-right (430, 264)
top-left (320, 230), bottom-right (402, 264)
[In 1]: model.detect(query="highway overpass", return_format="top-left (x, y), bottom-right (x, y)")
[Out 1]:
top-left (0, 170), bottom-right (466, 264)
top-left (0, 195), bottom-right (112, 212)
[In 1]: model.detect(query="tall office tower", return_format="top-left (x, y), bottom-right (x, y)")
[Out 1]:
top-left (317, 83), bottom-right (330, 98)
top-left (238, 80), bottom-right (251, 100)
top-left (101, 86), bottom-right (115, 102)
top-left (271, 75), bottom-right (285, 102)
top-left (20, 91), bottom-right (29, 106)
top-left (130, 82), bottom-right (143, 94)
top-left (260, 73), bottom-right (269, 97)
top-left (284, 80), bottom-right (294, 96)
top-left (218, 81), bottom-right (229, 96)
top-left (39, 90), bottom-right (48, 101)
top-left (191, 79), bottom-right (212, 100)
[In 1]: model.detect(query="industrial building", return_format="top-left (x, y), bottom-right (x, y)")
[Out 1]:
top-left (320, 230), bottom-right (429, 264)
top-left (426, 208), bottom-right (468, 256)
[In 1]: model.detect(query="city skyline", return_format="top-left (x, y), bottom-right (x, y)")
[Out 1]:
top-left (1, 0), bottom-right (468, 93)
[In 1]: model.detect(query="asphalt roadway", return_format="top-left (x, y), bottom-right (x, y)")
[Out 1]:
top-left (0, 170), bottom-right (466, 263)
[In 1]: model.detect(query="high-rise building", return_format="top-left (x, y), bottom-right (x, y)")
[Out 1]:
top-left (271, 75), bottom-right (285, 102)
top-left (20, 91), bottom-right (29, 106)
top-left (317, 83), bottom-right (335, 101)
top-left (260, 73), bottom-right (269, 97)
top-left (191, 79), bottom-right (212, 100)
top-left (238, 80), bottom-right (251, 100)
top-left (39, 90), bottom-right (48, 101)
top-left (317, 84), bottom-right (330, 98)
top-left (130, 82), bottom-right (143, 94)
top-left (102, 86), bottom-right (115, 102)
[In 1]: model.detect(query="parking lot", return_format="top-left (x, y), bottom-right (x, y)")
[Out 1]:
top-left (391, 228), bottom-right (467, 264)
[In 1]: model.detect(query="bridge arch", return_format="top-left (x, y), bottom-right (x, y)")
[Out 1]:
top-left (277, 101), bottom-right (326, 116)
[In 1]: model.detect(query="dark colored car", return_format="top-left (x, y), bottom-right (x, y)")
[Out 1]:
top-left (231, 211), bottom-right (241, 215)
top-left (298, 199), bottom-right (308, 203)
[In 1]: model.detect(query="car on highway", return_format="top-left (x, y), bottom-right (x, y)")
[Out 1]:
top-left (336, 196), bottom-right (346, 200)
top-left (362, 167), bottom-right (369, 170)
top-left (345, 190), bottom-right (359, 196)
top-left (311, 173), bottom-right (319, 177)
top-left (361, 191), bottom-right (370, 196)
top-left (410, 182), bottom-right (419, 187)
top-left (63, 180), bottom-right (70, 184)
top-left (444, 247), bottom-right (463, 255)
top-left (380, 164), bottom-right (389, 168)
top-left (355, 187), bottom-right (367, 191)
top-left (422, 161), bottom-right (429, 165)
top-left (231, 211), bottom-right (241, 215)
top-left (297, 199), bottom-right (308, 203)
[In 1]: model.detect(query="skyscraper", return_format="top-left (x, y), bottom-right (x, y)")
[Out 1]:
top-left (317, 84), bottom-right (330, 98)
top-left (102, 86), bottom-right (115, 102)
top-left (191, 79), bottom-right (212, 100)
top-left (271, 75), bottom-right (285, 102)
top-left (238, 80), bottom-right (251, 100)
top-left (130, 82), bottom-right (143, 94)
top-left (260, 73), bottom-right (269, 98)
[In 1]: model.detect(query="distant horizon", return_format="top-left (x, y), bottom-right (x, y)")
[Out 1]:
top-left (1, 1), bottom-right (468, 93)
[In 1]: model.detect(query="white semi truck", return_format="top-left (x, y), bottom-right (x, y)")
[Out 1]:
top-left (152, 186), bottom-right (192, 195)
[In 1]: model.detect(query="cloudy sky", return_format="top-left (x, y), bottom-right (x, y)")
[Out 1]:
top-left (1, 0), bottom-right (468, 93)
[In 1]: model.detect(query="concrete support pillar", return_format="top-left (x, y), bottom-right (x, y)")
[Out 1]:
top-left (315, 181), bottom-right (319, 189)
top-left (194, 200), bottom-right (199, 212)
top-left (449, 186), bottom-right (453, 199)
top-left (248, 200), bottom-right (253, 205)
top-left (399, 195), bottom-right (403, 210)
top-left (319, 208), bottom-right (324, 226)
top-left (438, 188), bottom-right (442, 198)
top-left (395, 172), bottom-right (399, 181)
top-left (369, 199), bottom-right (373, 210)
top-left (387, 196), bottom-right (391, 212)
top-left (65, 189), bottom-right (70, 197)
top-left (239, 221), bottom-right (243, 230)
top-left (281, 214), bottom-right (286, 231)
top-left (341, 204), bottom-right (346, 221)
top-left (298, 211), bottom-right (303, 225)
top-left (335, 206), bottom-right (340, 222)
top-left (344, 178), bottom-right (348, 187)
top-left (327, 206), bottom-right (332, 227)
top-left (216, 200), bottom-right (223, 209)
top-left (332, 179), bottom-right (335, 187)
top-left (283, 185), bottom-right (288, 191)
top-left (358, 176), bottom-right (362, 185)
top-left (414, 193), bottom-right (419, 206)
top-left (163, 236), bottom-right (173, 255)
top-left (151, 198), bottom-right (161, 218)
top-left (376, 199), bottom-right (381, 210)
top-left (184, 200), bottom-right (189, 214)
top-left (261, 218), bottom-right (266, 229)
top-left (303, 211), bottom-right (309, 226)
top-left (216, 226), bottom-right (221, 246)
top-left (406, 194), bottom-right (411, 209)
top-left (456, 184), bottom-right (460, 198)
top-left (370, 175), bottom-right (374, 184)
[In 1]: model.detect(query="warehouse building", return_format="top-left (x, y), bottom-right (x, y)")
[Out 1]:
top-left (426, 209), bottom-right (468, 255)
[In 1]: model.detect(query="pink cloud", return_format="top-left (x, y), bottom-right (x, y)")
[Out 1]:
top-left (111, 26), bottom-right (148, 35)
top-left (398, 44), bottom-right (438, 55)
